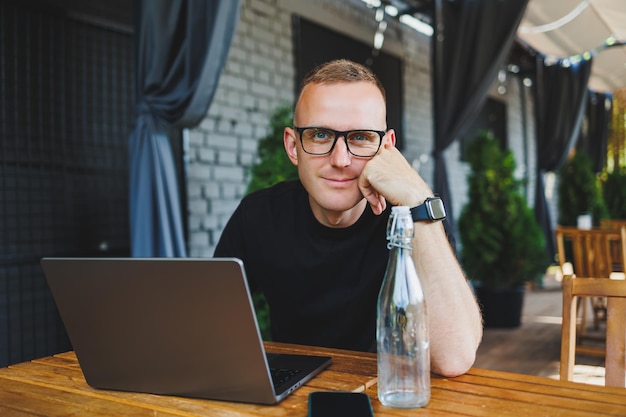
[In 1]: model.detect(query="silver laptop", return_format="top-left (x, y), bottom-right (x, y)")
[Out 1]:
top-left (40, 257), bottom-right (331, 404)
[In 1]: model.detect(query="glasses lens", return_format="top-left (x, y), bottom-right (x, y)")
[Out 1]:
top-left (301, 128), bottom-right (335, 155)
top-left (346, 131), bottom-right (381, 156)
top-left (300, 128), bottom-right (381, 156)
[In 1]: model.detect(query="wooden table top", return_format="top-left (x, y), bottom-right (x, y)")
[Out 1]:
top-left (1, 341), bottom-right (625, 416)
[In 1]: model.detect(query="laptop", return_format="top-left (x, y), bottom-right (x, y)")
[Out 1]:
top-left (40, 257), bottom-right (332, 404)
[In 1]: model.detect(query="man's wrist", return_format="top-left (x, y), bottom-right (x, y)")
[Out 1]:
top-left (410, 196), bottom-right (446, 222)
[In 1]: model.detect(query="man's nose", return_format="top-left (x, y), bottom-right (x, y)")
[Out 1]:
top-left (329, 136), bottom-right (351, 166)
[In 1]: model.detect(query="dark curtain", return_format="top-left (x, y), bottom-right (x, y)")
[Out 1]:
top-left (130, 0), bottom-right (241, 257)
top-left (533, 56), bottom-right (593, 259)
top-left (432, 0), bottom-right (528, 235)
top-left (578, 91), bottom-right (613, 173)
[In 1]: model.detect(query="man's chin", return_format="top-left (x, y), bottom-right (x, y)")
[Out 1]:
top-left (321, 196), bottom-right (366, 213)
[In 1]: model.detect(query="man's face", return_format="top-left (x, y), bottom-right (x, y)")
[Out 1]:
top-left (284, 81), bottom-right (393, 224)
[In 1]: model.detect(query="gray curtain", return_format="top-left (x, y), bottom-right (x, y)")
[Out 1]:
top-left (432, 0), bottom-right (528, 235)
top-left (533, 56), bottom-right (592, 259)
top-left (578, 91), bottom-right (613, 173)
top-left (130, 0), bottom-right (241, 257)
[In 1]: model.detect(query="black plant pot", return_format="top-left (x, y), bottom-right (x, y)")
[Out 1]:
top-left (474, 284), bottom-right (525, 328)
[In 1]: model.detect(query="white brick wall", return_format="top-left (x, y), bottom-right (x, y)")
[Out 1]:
top-left (186, 0), bottom-right (297, 256)
top-left (185, 0), bottom-right (540, 257)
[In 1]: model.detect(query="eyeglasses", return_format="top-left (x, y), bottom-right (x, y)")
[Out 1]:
top-left (295, 127), bottom-right (385, 158)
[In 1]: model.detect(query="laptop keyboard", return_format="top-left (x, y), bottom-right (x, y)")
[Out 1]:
top-left (270, 367), bottom-right (302, 388)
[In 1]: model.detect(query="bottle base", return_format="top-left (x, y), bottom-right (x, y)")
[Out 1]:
top-left (379, 391), bottom-right (429, 409)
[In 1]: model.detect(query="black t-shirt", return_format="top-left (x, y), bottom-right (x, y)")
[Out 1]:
top-left (214, 180), bottom-right (390, 352)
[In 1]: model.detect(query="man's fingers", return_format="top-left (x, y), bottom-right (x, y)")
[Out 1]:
top-left (359, 177), bottom-right (387, 215)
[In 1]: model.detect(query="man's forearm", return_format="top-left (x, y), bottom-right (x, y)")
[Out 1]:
top-left (412, 222), bottom-right (483, 377)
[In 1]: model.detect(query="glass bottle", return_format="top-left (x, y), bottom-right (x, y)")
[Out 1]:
top-left (377, 206), bottom-right (430, 408)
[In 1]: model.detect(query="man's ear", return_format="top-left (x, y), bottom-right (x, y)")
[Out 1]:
top-left (385, 129), bottom-right (397, 147)
top-left (284, 127), bottom-right (299, 166)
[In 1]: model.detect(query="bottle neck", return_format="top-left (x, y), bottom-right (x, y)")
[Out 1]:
top-left (387, 236), bottom-right (412, 250)
top-left (387, 210), bottom-right (414, 251)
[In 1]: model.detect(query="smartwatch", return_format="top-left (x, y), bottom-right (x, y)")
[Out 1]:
top-left (410, 196), bottom-right (446, 222)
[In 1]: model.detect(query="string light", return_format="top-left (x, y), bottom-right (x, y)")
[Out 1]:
top-left (360, 0), bottom-right (433, 39)
top-left (518, 0), bottom-right (590, 34)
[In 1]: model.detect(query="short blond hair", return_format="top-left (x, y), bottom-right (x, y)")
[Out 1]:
top-left (299, 59), bottom-right (386, 102)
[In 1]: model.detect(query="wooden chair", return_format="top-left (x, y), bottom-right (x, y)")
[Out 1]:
top-left (555, 226), bottom-right (626, 336)
top-left (555, 226), bottom-right (625, 278)
top-left (560, 274), bottom-right (626, 387)
top-left (600, 219), bottom-right (626, 273)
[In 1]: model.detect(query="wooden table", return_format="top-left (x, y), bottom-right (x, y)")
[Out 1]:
top-left (1, 342), bottom-right (625, 416)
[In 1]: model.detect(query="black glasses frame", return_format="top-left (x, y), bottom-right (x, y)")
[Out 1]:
top-left (294, 126), bottom-right (386, 157)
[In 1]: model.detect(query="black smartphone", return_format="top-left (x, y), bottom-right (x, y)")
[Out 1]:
top-left (308, 391), bottom-right (374, 417)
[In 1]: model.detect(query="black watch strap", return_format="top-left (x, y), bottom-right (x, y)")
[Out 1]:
top-left (410, 196), bottom-right (446, 222)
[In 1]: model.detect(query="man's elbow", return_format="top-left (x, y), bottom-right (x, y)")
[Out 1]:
top-left (430, 319), bottom-right (483, 377)
top-left (431, 350), bottom-right (476, 378)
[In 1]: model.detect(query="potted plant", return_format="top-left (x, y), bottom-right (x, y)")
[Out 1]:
top-left (458, 132), bottom-right (549, 327)
top-left (557, 152), bottom-right (608, 227)
top-left (246, 103), bottom-right (298, 340)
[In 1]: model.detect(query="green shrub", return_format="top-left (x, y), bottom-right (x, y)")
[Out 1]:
top-left (602, 169), bottom-right (626, 219)
top-left (557, 152), bottom-right (608, 226)
top-left (246, 104), bottom-right (298, 194)
top-left (458, 132), bottom-right (548, 289)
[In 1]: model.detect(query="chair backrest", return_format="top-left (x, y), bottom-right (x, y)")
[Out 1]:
top-left (600, 221), bottom-right (626, 272)
top-left (555, 226), bottom-right (626, 277)
top-left (561, 275), bottom-right (626, 387)
top-left (600, 219), bottom-right (626, 230)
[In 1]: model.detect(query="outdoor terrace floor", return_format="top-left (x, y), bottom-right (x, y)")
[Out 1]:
top-left (474, 278), bottom-right (607, 386)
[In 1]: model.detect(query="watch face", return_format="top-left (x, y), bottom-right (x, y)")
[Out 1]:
top-left (427, 198), bottom-right (446, 220)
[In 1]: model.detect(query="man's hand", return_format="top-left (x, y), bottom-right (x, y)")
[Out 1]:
top-left (358, 144), bottom-right (431, 214)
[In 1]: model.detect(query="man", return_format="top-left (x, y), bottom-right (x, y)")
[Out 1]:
top-left (215, 59), bottom-right (482, 377)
